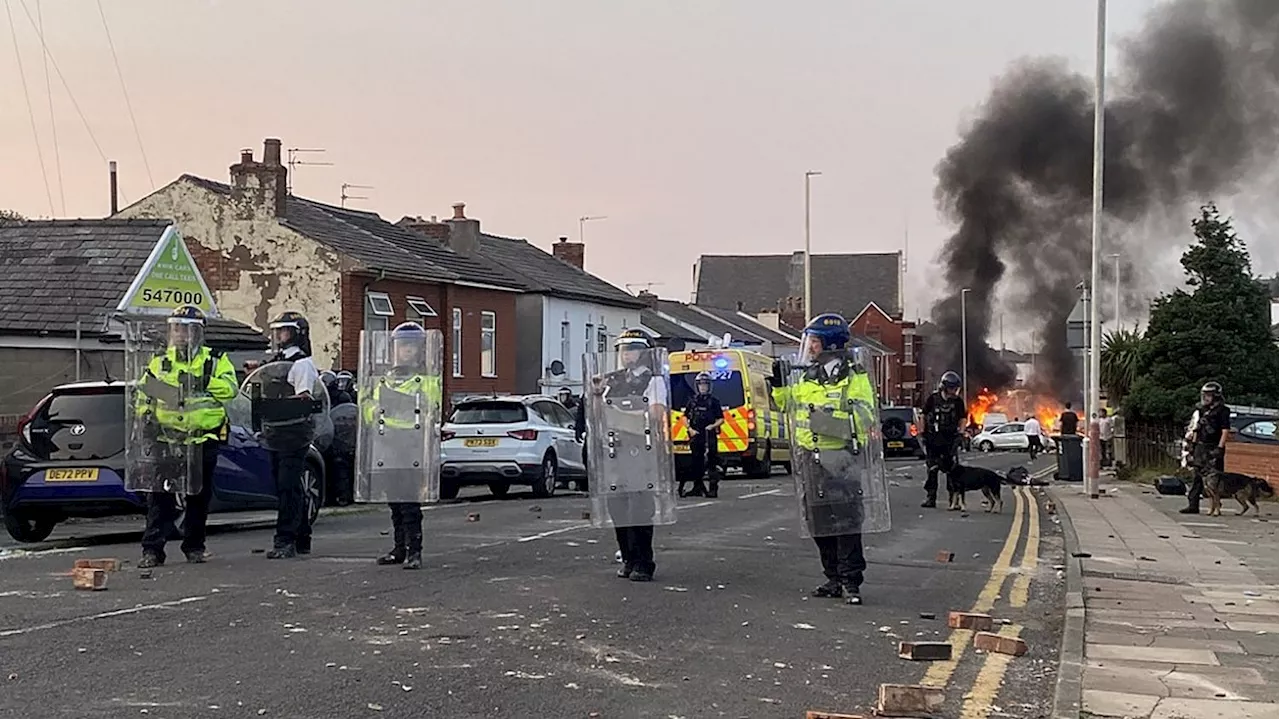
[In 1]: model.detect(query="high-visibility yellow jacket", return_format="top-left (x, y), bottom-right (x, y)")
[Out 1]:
top-left (362, 372), bottom-right (442, 430)
top-left (136, 346), bottom-right (237, 444)
top-left (772, 364), bottom-right (876, 451)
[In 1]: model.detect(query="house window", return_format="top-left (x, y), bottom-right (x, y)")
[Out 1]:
top-left (481, 311), bottom-right (497, 377)
top-left (560, 321), bottom-right (571, 363)
top-left (597, 326), bottom-right (608, 354)
top-left (452, 308), bottom-right (462, 377)
top-left (903, 336), bottom-right (915, 366)
top-left (406, 296), bottom-right (437, 326)
top-left (585, 323), bottom-right (594, 348)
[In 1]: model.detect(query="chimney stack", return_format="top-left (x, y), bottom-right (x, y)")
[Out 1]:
top-left (445, 202), bottom-right (480, 255)
top-left (552, 235), bottom-right (585, 269)
top-left (636, 289), bottom-right (659, 308)
top-left (108, 160), bottom-right (119, 215)
top-left (229, 140), bottom-right (288, 218)
top-left (452, 203), bottom-right (467, 220)
top-left (263, 138), bottom-right (282, 166)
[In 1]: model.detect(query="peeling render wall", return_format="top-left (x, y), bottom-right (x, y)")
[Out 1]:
top-left (118, 179), bottom-right (348, 368)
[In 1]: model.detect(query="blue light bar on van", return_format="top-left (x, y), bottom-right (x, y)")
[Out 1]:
top-left (713, 356), bottom-right (730, 370)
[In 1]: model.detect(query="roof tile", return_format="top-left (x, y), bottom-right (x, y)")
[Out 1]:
top-left (695, 252), bottom-right (901, 320)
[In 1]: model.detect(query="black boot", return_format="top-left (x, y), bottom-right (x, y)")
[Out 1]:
top-left (811, 580), bottom-right (842, 598)
top-left (921, 497), bottom-right (937, 508)
top-left (706, 480), bottom-right (719, 499)
top-left (616, 564), bottom-right (634, 579)
top-left (630, 568), bottom-right (653, 582)
top-left (138, 551), bottom-right (164, 569)
top-left (844, 586), bottom-right (863, 605)
top-left (403, 552), bottom-right (422, 570)
top-left (376, 549), bottom-right (405, 565)
top-left (1179, 506), bottom-right (1200, 515)
top-left (266, 545), bottom-right (297, 560)
top-left (184, 550), bottom-right (208, 564)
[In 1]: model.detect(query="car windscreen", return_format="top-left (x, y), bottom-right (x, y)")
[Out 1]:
top-left (670, 371), bottom-right (746, 411)
top-left (35, 389), bottom-right (126, 461)
top-left (449, 401), bottom-right (528, 424)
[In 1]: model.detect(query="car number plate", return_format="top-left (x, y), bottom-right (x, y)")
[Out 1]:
top-left (45, 468), bottom-right (100, 482)
top-left (464, 438), bottom-right (498, 448)
top-left (887, 441), bottom-right (904, 449)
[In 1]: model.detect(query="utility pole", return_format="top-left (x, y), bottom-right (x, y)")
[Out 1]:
top-left (961, 287), bottom-right (971, 404)
top-left (340, 183), bottom-right (374, 208)
top-left (804, 170), bottom-right (822, 321)
top-left (1086, 0), bottom-right (1108, 500)
top-left (286, 148), bottom-right (332, 195)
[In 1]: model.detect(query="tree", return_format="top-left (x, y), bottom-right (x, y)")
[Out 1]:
top-left (1100, 326), bottom-right (1145, 401)
top-left (1126, 204), bottom-right (1279, 423)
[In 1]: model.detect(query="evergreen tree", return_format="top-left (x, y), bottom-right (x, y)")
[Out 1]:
top-left (1127, 204), bottom-right (1278, 422)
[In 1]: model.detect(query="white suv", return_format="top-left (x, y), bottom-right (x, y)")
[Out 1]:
top-left (440, 395), bottom-right (586, 499)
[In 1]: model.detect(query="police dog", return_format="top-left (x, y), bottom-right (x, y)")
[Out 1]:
top-left (1206, 471), bottom-right (1275, 517)
top-left (945, 463), bottom-right (1005, 513)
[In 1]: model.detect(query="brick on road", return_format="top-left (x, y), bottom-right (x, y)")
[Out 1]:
top-left (973, 631), bottom-right (1028, 656)
top-left (71, 567), bottom-right (108, 591)
top-left (897, 641), bottom-right (953, 661)
top-left (876, 684), bottom-right (946, 718)
top-left (73, 558), bottom-right (121, 572)
top-left (947, 610), bottom-right (994, 631)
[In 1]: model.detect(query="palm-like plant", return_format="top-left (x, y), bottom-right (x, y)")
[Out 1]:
top-left (1100, 327), bottom-right (1145, 401)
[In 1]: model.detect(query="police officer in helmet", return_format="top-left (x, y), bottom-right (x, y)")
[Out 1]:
top-left (370, 322), bottom-right (441, 570)
top-left (921, 371), bottom-right (966, 509)
top-left (680, 371), bottom-right (725, 498)
top-left (136, 306), bottom-right (238, 568)
top-left (265, 310), bottom-right (321, 559)
top-left (1182, 381), bottom-right (1230, 515)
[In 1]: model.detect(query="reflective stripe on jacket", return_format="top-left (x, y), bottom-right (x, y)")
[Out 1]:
top-left (362, 373), bottom-right (442, 429)
top-left (137, 346), bottom-right (237, 443)
top-left (771, 370), bottom-right (875, 450)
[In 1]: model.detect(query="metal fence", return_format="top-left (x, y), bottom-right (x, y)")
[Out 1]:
top-left (1117, 420), bottom-right (1185, 471)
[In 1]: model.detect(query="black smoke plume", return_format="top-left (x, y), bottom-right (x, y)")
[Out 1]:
top-left (930, 0), bottom-right (1278, 401)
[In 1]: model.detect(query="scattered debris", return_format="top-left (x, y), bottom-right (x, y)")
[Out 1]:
top-left (466, 513), bottom-right (480, 522)
top-left (805, 711), bottom-right (867, 719)
top-left (793, 623), bottom-right (816, 630)
top-left (898, 642), bottom-right (953, 661)
top-left (1071, 552), bottom-right (1092, 558)
top-left (71, 567), bottom-right (107, 591)
top-left (877, 683), bottom-right (945, 717)
top-left (948, 612), bottom-right (993, 631)
top-left (73, 558), bottom-right (120, 572)
top-left (1138, 556), bottom-right (1157, 562)
top-left (918, 612), bottom-right (936, 620)
top-left (973, 632), bottom-right (1028, 656)
top-left (1044, 500), bottom-right (1057, 514)
top-left (366, 703), bottom-right (383, 712)
top-left (582, 511), bottom-right (591, 520)
top-left (529, 506), bottom-right (543, 513)
top-left (935, 551), bottom-right (955, 563)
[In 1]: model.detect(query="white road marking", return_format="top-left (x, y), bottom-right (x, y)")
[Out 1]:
top-left (516, 524), bottom-right (592, 543)
top-left (0, 595), bottom-right (209, 639)
top-left (738, 489), bottom-right (783, 500)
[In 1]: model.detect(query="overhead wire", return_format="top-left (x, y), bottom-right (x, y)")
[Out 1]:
top-left (36, 0), bottom-right (66, 215)
top-left (5, 0), bottom-right (55, 216)
top-left (16, 0), bottom-right (127, 204)
top-left (96, 0), bottom-right (153, 190)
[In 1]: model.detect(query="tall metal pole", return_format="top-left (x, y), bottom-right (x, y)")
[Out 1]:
top-left (578, 215), bottom-right (607, 244)
top-left (1087, 0), bottom-right (1107, 498)
top-left (1110, 253), bottom-right (1121, 329)
top-left (804, 171), bottom-right (822, 321)
top-left (961, 288), bottom-right (970, 404)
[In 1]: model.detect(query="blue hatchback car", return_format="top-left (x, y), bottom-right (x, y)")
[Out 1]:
top-left (0, 380), bottom-right (327, 543)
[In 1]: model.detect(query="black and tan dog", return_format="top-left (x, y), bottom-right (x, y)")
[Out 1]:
top-left (945, 463), bottom-right (1005, 513)
top-left (1205, 471), bottom-right (1275, 517)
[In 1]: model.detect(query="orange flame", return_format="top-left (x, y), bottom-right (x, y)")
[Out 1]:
top-left (967, 388), bottom-right (1001, 426)
top-left (968, 388), bottom-right (1065, 432)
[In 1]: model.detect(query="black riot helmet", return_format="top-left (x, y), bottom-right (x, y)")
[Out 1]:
top-left (695, 371), bottom-right (713, 395)
top-left (1200, 381), bottom-right (1223, 405)
top-left (939, 371), bottom-right (962, 397)
top-left (269, 311), bottom-right (312, 357)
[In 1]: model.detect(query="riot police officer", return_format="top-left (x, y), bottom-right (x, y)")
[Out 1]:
top-left (771, 314), bottom-right (885, 605)
top-left (921, 371), bottom-right (966, 508)
top-left (265, 311), bottom-right (322, 559)
top-left (135, 306), bottom-right (238, 568)
top-left (1181, 381), bottom-right (1231, 515)
top-left (365, 322), bottom-right (442, 570)
top-left (680, 371), bottom-right (725, 498)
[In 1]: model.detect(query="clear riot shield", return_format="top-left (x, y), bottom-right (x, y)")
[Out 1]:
top-left (583, 349), bottom-right (678, 529)
top-left (122, 319), bottom-right (206, 495)
top-left (782, 347), bottom-right (891, 537)
top-left (227, 360), bottom-right (331, 452)
top-left (353, 329), bottom-right (443, 504)
top-left (329, 403), bottom-right (359, 457)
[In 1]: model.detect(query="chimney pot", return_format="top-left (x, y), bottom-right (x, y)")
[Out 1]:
top-left (452, 203), bottom-right (466, 220)
top-left (430, 215), bottom-right (437, 222)
top-left (240, 149), bottom-right (254, 164)
top-left (558, 236), bottom-right (568, 243)
top-left (263, 138), bottom-right (282, 166)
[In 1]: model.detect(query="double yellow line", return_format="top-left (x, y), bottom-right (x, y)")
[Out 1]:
top-left (920, 476), bottom-right (1046, 718)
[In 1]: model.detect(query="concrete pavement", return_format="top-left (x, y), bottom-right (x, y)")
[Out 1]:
top-left (2, 452), bottom-right (1063, 718)
top-left (1050, 480), bottom-right (1279, 719)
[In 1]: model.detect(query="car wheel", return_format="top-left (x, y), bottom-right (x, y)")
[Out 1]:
top-left (3, 509), bottom-right (58, 543)
top-left (488, 482), bottom-right (511, 498)
top-left (531, 454), bottom-right (558, 499)
top-left (743, 441), bottom-right (773, 479)
top-left (979, 440), bottom-right (995, 453)
top-left (439, 480), bottom-right (460, 500)
top-left (304, 461), bottom-right (324, 527)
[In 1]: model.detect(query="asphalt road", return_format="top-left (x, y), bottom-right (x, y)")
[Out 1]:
top-left (0, 452), bottom-right (1065, 719)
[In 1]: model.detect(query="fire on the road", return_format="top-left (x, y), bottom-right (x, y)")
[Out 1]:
top-left (969, 387), bottom-right (1061, 430)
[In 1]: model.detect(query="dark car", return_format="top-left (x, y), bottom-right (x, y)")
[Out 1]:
top-left (0, 380), bottom-right (327, 543)
top-left (881, 406), bottom-right (926, 459)
top-left (1230, 411), bottom-right (1278, 444)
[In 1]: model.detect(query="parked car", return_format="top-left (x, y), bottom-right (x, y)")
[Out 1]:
top-left (440, 395), bottom-right (587, 499)
top-left (880, 406), bottom-right (926, 458)
top-left (0, 380), bottom-right (327, 543)
top-left (1230, 412), bottom-right (1278, 445)
top-left (972, 422), bottom-right (1057, 454)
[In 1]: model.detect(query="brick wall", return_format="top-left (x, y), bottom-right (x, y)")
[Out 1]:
top-left (1226, 439), bottom-right (1279, 491)
top-left (851, 308), bottom-right (907, 406)
top-left (338, 274), bottom-right (447, 372)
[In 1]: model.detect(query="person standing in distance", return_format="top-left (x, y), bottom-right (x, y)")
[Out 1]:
top-left (920, 371), bottom-right (966, 508)
top-left (680, 371), bottom-right (725, 498)
top-left (368, 323), bottom-right (441, 570)
top-left (1023, 413), bottom-right (1043, 462)
top-left (1181, 381), bottom-right (1231, 515)
top-left (136, 306), bottom-right (238, 568)
top-left (265, 311), bottom-right (321, 559)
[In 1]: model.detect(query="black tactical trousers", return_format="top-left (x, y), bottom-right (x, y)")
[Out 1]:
top-left (388, 502), bottom-right (424, 555)
top-left (923, 436), bottom-right (960, 500)
top-left (141, 440), bottom-right (220, 559)
top-left (813, 533), bottom-right (866, 590)
top-left (272, 445), bottom-right (311, 550)
top-left (609, 493), bottom-right (656, 575)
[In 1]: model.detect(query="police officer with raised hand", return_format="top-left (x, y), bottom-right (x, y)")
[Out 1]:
top-left (770, 313), bottom-right (891, 605)
top-left (1181, 381), bottom-right (1231, 515)
top-left (920, 371), bottom-right (966, 508)
top-left (680, 371), bottom-right (725, 498)
top-left (131, 306), bottom-right (238, 568)
top-left (584, 329), bottom-right (678, 583)
top-left (355, 322), bottom-right (443, 570)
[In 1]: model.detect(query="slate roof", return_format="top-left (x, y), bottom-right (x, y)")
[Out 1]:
top-left (695, 252), bottom-right (902, 320)
top-left (692, 305), bottom-right (799, 345)
top-left (640, 309), bottom-right (703, 342)
top-left (181, 175), bottom-right (525, 289)
top-left (477, 234), bottom-right (644, 308)
top-left (0, 219), bottom-right (266, 349)
top-left (654, 300), bottom-right (768, 345)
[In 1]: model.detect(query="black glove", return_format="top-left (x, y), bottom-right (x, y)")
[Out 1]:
top-left (769, 359), bottom-right (788, 388)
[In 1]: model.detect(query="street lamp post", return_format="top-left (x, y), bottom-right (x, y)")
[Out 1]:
top-left (1087, 0), bottom-right (1107, 499)
top-left (960, 288), bottom-right (971, 405)
top-left (578, 215), bottom-right (607, 244)
top-left (804, 171), bottom-right (822, 321)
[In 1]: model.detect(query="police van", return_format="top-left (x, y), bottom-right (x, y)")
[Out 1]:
top-left (668, 348), bottom-right (791, 478)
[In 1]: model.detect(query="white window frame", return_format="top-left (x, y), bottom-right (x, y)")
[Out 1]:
top-left (406, 296), bottom-right (437, 326)
top-left (452, 307), bottom-right (463, 377)
top-left (366, 292), bottom-right (394, 318)
top-left (596, 326), bottom-right (608, 355)
top-left (560, 320), bottom-right (571, 363)
top-left (903, 335), bottom-right (915, 366)
top-left (481, 311), bottom-right (497, 378)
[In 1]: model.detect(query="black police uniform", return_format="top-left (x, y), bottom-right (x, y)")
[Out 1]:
top-left (601, 366), bottom-right (660, 580)
top-left (921, 390), bottom-right (965, 505)
top-left (1185, 400), bottom-right (1230, 513)
top-left (680, 392), bottom-right (724, 498)
top-left (265, 346), bottom-right (318, 558)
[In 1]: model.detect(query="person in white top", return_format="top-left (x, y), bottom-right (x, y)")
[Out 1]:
top-left (1099, 411), bottom-right (1115, 466)
top-left (264, 311), bottom-right (321, 559)
top-left (1024, 416), bottom-right (1044, 461)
